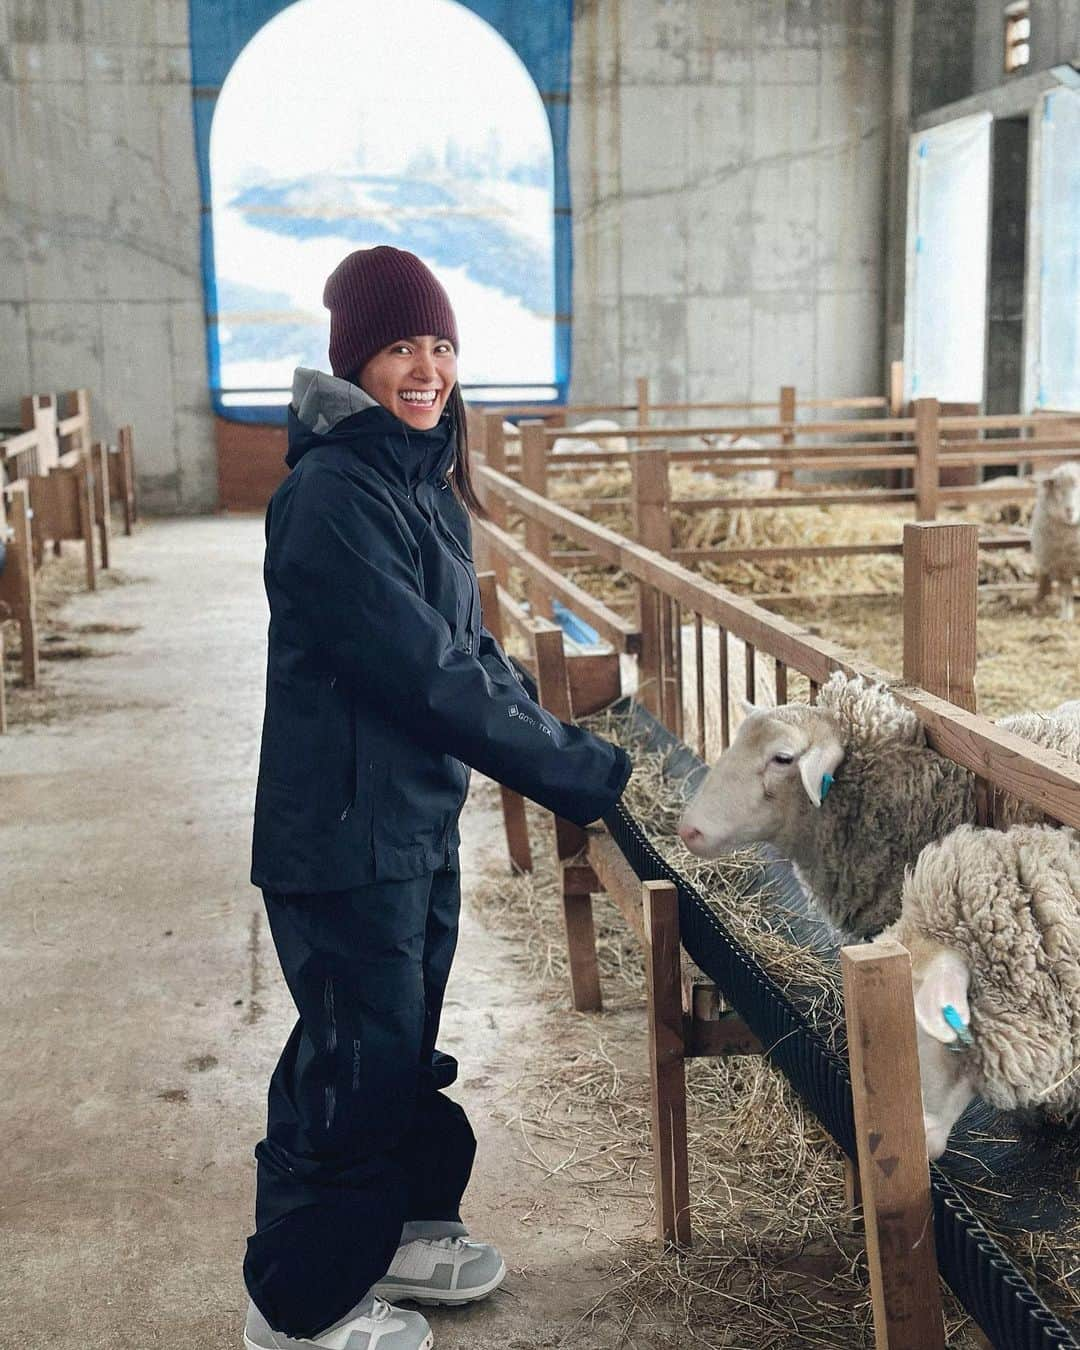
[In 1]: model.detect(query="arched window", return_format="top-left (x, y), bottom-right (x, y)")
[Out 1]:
top-left (200, 0), bottom-right (564, 417)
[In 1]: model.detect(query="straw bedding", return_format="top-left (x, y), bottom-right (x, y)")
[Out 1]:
top-left (470, 692), bottom-right (1080, 1341)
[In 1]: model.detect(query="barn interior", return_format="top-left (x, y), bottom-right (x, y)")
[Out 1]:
top-left (4, 3), bottom-right (1080, 1348)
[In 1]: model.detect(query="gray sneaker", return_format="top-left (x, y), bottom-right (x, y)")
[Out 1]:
top-left (243, 1294), bottom-right (433, 1349)
top-left (371, 1223), bottom-right (506, 1307)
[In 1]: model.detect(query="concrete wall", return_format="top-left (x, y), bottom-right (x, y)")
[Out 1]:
top-left (0, 0), bottom-right (215, 512)
top-left (569, 0), bottom-right (890, 409)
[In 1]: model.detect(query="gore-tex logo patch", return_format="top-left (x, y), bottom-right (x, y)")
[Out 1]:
top-left (508, 704), bottom-right (551, 736)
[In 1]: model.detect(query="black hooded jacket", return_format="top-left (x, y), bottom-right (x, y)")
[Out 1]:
top-left (251, 372), bottom-right (632, 893)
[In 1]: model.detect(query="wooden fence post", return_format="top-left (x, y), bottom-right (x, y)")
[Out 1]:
top-left (2, 485), bottom-right (39, 688)
top-left (117, 425), bottom-right (138, 530)
top-left (476, 571), bottom-right (532, 875)
top-left (778, 384), bottom-right (796, 490)
top-left (534, 626), bottom-right (602, 1013)
top-left (636, 376), bottom-right (651, 428)
top-left (842, 941), bottom-right (946, 1350)
top-left (643, 879), bottom-right (692, 1248)
top-left (520, 420), bottom-right (553, 619)
top-left (483, 413), bottom-right (510, 589)
top-left (90, 440), bottom-right (112, 570)
top-left (889, 360), bottom-right (905, 417)
top-left (913, 398), bottom-right (940, 520)
top-left (76, 457), bottom-right (96, 591)
top-left (632, 447), bottom-right (671, 718)
top-left (902, 522), bottom-right (977, 712)
top-left (468, 408), bottom-right (492, 572)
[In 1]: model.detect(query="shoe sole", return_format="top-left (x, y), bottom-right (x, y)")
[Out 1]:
top-left (371, 1258), bottom-right (507, 1308)
top-left (244, 1333), bottom-right (433, 1350)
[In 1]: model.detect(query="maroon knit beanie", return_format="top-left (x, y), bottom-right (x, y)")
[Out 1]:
top-left (322, 245), bottom-right (459, 380)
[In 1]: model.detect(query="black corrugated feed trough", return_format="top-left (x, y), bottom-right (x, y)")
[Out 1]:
top-left (602, 698), bottom-right (1080, 1349)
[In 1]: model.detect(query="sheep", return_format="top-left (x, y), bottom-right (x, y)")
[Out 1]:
top-left (1031, 462), bottom-right (1080, 619)
top-left (676, 672), bottom-right (1080, 939)
top-left (551, 418), bottom-right (629, 457)
top-left (699, 433), bottom-right (778, 490)
top-left (878, 821), bottom-right (1080, 1158)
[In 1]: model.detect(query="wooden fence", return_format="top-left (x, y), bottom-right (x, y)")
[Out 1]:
top-left (0, 388), bottom-right (138, 729)
top-left (477, 452), bottom-right (1080, 1348)
top-left (471, 402), bottom-right (1080, 588)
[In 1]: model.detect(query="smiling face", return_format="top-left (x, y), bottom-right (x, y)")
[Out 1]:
top-left (358, 335), bottom-right (458, 430)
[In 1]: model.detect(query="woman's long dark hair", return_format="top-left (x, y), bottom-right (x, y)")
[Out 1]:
top-left (447, 384), bottom-right (487, 519)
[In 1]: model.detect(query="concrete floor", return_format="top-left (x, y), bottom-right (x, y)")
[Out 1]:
top-left (0, 518), bottom-right (652, 1349)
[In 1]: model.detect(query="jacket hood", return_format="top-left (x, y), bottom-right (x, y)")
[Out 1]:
top-left (287, 367), bottom-right (455, 487)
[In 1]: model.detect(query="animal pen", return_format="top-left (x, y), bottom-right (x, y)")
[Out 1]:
top-left (469, 418), bottom-right (1080, 1349)
top-left (0, 388), bottom-right (138, 733)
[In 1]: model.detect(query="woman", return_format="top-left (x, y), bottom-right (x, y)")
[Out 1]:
top-left (243, 246), bottom-right (632, 1350)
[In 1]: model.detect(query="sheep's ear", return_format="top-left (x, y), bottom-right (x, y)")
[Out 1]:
top-left (797, 739), bottom-right (844, 807)
top-left (738, 697), bottom-right (756, 717)
top-left (913, 950), bottom-right (971, 1044)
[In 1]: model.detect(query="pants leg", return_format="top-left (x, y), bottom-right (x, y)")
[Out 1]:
top-left (392, 853), bottom-right (476, 1222)
top-left (243, 861), bottom-right (475, 1339)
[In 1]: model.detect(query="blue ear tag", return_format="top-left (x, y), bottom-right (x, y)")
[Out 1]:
top-left (942, 1004), bottom-right (974, 1048)
top-left (820, 772), bottom-right (834, 801)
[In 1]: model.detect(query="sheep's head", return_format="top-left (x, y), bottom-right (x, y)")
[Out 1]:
top-left (677, 704), bottom-right (844, 856)
top-left (907, 944), bottom-right (977, 1160)
top-left (1037, 463), bottom-right (1080, 526)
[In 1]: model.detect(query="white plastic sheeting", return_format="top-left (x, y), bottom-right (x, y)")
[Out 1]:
top-left (905, 113), bottom-right (992, 403)
top-left (1038, 90), bottom-right (1080, 409)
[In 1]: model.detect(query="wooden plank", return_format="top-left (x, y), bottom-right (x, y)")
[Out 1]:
top-left (902, 524), bottom-right (977, 712)
top-left (800, 395), bottom-right (888, 409)
top-left (842, 941), bottom-right (946, 1350)
top-left (643, 880), bottom-right (692, 1248)
top-left (76, 458), bottom-right (96, 591)
top-left (566, 651), bottom-right (622, 717)
top-left (116, 424), bottom-right (137, 531)
top-left (670, 538), bottom-right (1028, 563)
top-left (684, 985), bottom-right (764, 1057)
top-left (474, 516), bottom-right (640, 652)
top-left (913, 398), bottom-right (940, 520)
top-left (0, 428), bottom-right (40, 459)
top-left (636, 375), bottom-right (650, 428)
top-left (483, 414), bottom-right (510, 589)
top-left (586, 827), bottom-right (646, 943)
top-left (536, 416), bottom-right (918, 439)
top-left (0, 484), bottom-right (39, 687)
top-left (0, 627), bottom-right (6, 733)
top-left (496, 584), bottom-right (560, 641)
top-left (935, 435), bottom-right (1080, 453)
top-left (477, 571), bottom-right (532, 875)
top-left (719, 626), bottom-right (730, 749)
top-left (667, 453), bottom-right (918, 472)
top-left (533, 626), bottom-right (600, 1012)
top-left (775, 657), bottom-right (788, 705)
top-left (631, 448), bottom-right (672, 556)
top-left (520, 420), bottom-right (552, 619)
top-left (889, 360), bottom-right (905, 417)
top-left (672, 490), bottom-right (917, 511)
top-left (778, 384), bottom-right (796, 490)
top-left (633, 448), bottom-right (671, 718)
top-left (938, 484), bottom-right (1036, 504)
top-left (91, 441), bottom-right (112, 570)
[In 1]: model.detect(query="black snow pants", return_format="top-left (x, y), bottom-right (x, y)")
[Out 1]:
top-left (243, 855), bottom-right (476, 1339)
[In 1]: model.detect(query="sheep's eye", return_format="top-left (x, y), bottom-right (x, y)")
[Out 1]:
top-left (772, 752), bottom-right (795, 765)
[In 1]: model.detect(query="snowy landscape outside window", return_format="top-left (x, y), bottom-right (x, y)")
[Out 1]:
top-left (209, 0), bottom-right (558, 409)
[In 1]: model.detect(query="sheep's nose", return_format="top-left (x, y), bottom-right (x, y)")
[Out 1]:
top-left (678, 823), bottom-right (703, 847)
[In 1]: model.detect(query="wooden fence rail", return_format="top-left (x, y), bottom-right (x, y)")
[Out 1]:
top-left (476, 459), bottom-right (1080, 829)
